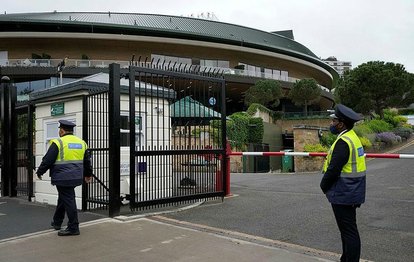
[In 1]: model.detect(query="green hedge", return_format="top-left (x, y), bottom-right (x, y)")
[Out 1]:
top-left (304, 143), bottom-right (328, 152)
top-left (227, 113), bottom-right (250, 150)
top-left (248, 117), bottom-right (264, 143)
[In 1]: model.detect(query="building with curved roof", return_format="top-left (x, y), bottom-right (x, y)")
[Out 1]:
top-left (0, 11), bottom-right (337, 113)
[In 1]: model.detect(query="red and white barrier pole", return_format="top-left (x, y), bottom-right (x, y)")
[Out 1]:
top-left (229, 151), bottom-right (414, 159)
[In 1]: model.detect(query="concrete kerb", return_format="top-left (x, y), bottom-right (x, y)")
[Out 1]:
top-left (114, 200), bottom-right (205, 222)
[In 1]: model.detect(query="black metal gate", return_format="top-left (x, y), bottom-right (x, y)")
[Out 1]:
top-left (15, 102), bottom-right (34, 199)
top-left (82, 63), bottom-right (227, 216)
top-left (0, 76), bottom-right (34, 200)
top-left (127, 64), bottom-right (227, 211)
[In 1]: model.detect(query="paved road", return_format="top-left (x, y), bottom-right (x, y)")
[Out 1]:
top-left (165, 144), bottom-right (414, 262)
top-left (1, 144), bottom-right (412, 261)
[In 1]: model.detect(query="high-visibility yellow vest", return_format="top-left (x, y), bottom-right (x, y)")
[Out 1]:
top-left (50, 134), bottom-right (87, 186)
top-left (323, 129), bottom-right (366, 204)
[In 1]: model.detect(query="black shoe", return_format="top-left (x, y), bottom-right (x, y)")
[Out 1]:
top-left (51, 221), bottom-right (61, 230)
top-left (57, 228), bottom-right (80, 236)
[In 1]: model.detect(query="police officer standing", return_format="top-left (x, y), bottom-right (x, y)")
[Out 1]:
top-left (320, 104), bottom-right (366, 262)
top-left (37, 120), bottom-right (93, 236)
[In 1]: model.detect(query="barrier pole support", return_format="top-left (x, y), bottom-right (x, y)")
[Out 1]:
top-left (225, 140), bottom-right (231, 196)
top-left (225, 154), bottom-right (231, 196)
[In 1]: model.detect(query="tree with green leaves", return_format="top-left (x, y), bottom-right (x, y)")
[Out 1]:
top-left (244, 79), bottom-right (282, 109)
top-left (335, 61), bottom-right (412, 118)
top-left (401, 72), bottom-right (414, 106)
top-left (288, 78), bottom-right (321, 116)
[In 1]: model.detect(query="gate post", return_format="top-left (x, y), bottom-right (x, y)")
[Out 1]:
top-left (27, 104), bottom-right (34, 200)
top-left (81, 96), bottom-right (88, 211)
top-left (0, 76), bottom-right (17, 197)
top-left (108, 63), bottom-right (121, 217)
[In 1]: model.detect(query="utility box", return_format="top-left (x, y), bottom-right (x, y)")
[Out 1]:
top-left (281, 149), bottom-right (294, 172)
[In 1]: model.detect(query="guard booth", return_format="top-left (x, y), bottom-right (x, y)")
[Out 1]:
top-left (28, 63), bottom-right (227, 217)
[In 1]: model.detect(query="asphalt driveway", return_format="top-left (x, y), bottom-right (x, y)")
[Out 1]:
top-left (165, 144), bottom-right (414, 262)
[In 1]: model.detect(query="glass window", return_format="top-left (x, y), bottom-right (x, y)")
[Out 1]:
top-left (192, 58), bottom-right (200, 65)
top-left (151, 54), bottom-right (165, 64)
top-left (264, 68), bottom-right (272, 78)
top-left (217, 60), bottom-right (229, 68)
top-left (164, 56), bottom-right (178, 64)
top-left (178, 57), bottom-right (191, 65)
top-left (256, 67), bottom-right (262, 77)
top-left (44, 118), bottom-right (76, 150)
top-left (203, 60), bottom-right (218, 67)
top-left (280, 71), bottom-right (289, 81)
top-left (120, 111), bottom-right (146, 149)
top-left (272, 70), bottom-right (281, 80)
top-left (247, 64), bottom-right (256, 76)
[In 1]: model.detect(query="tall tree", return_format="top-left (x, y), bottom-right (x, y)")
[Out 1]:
top-left (336, 61), bottom-right (411, 118)
top-left (288, 78), bottom-right (321, 116)
top-left (244, 79), bottom-right (282, 109)
top-left (401, 73), bottom-right (414, 106)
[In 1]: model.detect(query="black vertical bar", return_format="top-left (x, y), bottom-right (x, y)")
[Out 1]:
top-left (82, 96), bottom-right (88, 211)
top-left (220, 79), bottom-right (227, 197)
top-left (2, 79), bottom-right (17, 197)
top-left (10, 83), bottom-right (17, 197)
top-left (0, 79), bottom-right (6, 196)
top-left (27, 104), bottom-right (34, 201)
top-left (109, 63), bottom-right (121, 217)
top-left (129, 66), bottom-right (136, 205)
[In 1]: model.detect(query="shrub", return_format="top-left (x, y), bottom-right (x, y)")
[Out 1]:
top-left (304, 143), bottom-right (328, 152)
top-left (320, 132), bottom-right (337, 148)
top-left (393, 115), bottom-right (408, 126)
top-left (376, 132), bottom-right (400, 145)
top-left (359, 136), bottom-right (372, 149)
top-left (393, 127), bottom-right (412, 140)
top-left (353, 123), bottom-right (374, 137)
top-left (381, 108), bottom-right (407, 127)
top-left (366, 119), bottom-right (392, 133)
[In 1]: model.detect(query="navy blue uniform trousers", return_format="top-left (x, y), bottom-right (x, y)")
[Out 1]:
top-left (53, 186), bottom-right (79, 232)
top-left (332, 204), bottom-right (361, 262)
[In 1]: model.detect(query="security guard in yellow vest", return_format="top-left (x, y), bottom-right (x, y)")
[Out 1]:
top-left (37, 120), bottom-right (93, 236)
top-left (320, 104), bottom-right (366, 262)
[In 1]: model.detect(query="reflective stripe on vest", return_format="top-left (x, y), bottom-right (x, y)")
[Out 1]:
top-left (340, 136), bottom-right (366, 178)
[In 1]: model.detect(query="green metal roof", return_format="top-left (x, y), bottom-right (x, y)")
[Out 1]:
top-left (0, 12), bottom-right (337, 79)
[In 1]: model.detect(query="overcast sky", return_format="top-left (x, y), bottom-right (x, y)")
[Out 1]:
top-left (3, 0), bottom-right (414, 73)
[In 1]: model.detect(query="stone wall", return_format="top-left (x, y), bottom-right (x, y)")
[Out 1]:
top-left (293, 126), bottom-right (325, 172)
